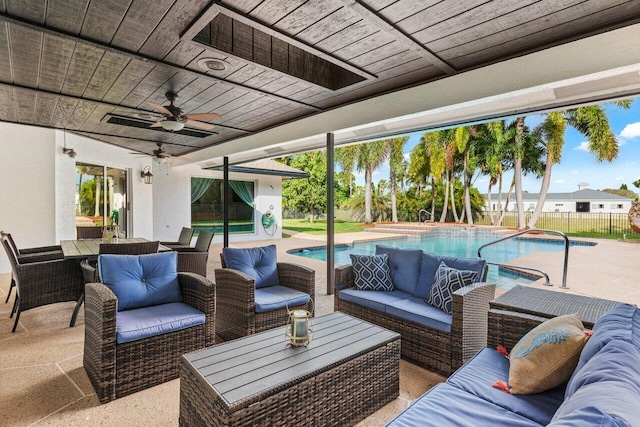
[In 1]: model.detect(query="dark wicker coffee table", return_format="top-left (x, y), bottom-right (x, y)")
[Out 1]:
top-left (179, 311), bottom-right (400, 426)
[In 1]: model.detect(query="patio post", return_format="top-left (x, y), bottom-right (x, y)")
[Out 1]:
top-left (223, 156), bottom-right (229, 248)
top-left (327, 133), bottom-right (335, 295)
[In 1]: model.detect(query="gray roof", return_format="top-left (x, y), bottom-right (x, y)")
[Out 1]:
top-left (486, 189), bottom-right (633, 201)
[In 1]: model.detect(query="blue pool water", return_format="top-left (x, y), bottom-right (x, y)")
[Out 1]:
top-left (290, 229), bottom-right (593, 290)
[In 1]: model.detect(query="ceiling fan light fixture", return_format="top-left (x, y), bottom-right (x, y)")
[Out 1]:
top-left (161, 120), bottom-right (185, 132)
top-left (197, 58), bottom-right (230, 72)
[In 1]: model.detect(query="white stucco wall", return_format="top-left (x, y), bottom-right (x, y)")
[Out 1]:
top-left (0, 125), bottom-right (154, 273)
top-left (487, 198), bottom-right (633, 213)
top-left (152, 163), bottom-right (283, 244)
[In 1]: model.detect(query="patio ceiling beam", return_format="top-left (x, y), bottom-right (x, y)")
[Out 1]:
top-left (0, 13), bottom-right (323, 113)
top-left (338, 0), bottom-right (457, 74)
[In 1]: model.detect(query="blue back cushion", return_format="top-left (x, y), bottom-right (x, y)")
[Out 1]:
top-left (98, 251), bottom-right (182, 312)
top-left (416, 252), bottom-right (487, 299)
top-left (375, 245), bottom-right (423, 294)
top-left (223, 245), bottom-right (279, 289)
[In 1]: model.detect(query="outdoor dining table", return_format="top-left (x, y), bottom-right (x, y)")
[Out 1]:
top-left (60, 238), bottom-right (171, 260)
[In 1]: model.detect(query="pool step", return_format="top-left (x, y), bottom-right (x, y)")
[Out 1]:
top-left (366, 224), bottom-right (433, 235)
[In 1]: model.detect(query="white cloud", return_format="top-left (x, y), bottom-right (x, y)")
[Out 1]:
top-left (620, 122), bottom-right (640, 139)
top-left (572, 170), bottom-right (579, 175)
top-left (574, 141), bottom-right (589, 151)
top-left (615, 176), bottom-right (624, 181)
top-left (555, 179), bottom-right (566, 184)
top-left (403, 153), bottom-right (411, 160)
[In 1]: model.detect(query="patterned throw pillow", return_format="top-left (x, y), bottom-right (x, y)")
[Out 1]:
top-left (350, 254), bottom-right (393, 291)
top-left (425, 262), bottom-right (478, 314)
top-left (507, 313), bottom-right (590, 394)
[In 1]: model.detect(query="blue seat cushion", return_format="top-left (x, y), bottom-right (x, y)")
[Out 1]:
top-left (223, 245), bottom-right (279, 289)
top-left (386, 297), bottom-right (452, 333)
top-left (116, 302), bottom-right (205, 344)
top-left (338, 289), bottom-right (413, 313)
top-left (99, 252), bottom-right (182, 311)
top-left (254, 285), bottom-right (310, 313)
top-left (375, 245), bottom-right (423, 294)
top-left (415, 252), bottom-right (487, 299)
top-left (447, 348), bottom-right (565, 425)
top-left (386, 383), bottom-right (542, 427)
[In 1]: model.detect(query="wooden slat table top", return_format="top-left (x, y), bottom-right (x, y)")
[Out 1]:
top-left (183, 312), bottom-right (399, 410)
top-left (60, 238), bottom-right (171, 259)
top-left (491, 285), bottom-right (626, 327)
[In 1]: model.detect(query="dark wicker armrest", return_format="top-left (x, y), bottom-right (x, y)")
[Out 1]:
top-left (334, 264), bottom-right (355, 311)
top-left (15, 259), bottom-right (84, 307)
top-left (19, 244), bottom-right (63, 254)
top-left (83, 282), bottom-right (117, 404)
top-left (173, 247), bottom-right (198, 252)
top-left (214, 268), bottom-right (256, 340)
top-left (487, 309), bottom-right (548, 352)
top-left (450, 282), bottom-right (496, 367)
top-left (179, 272), bottom-right (216, 346)
top-left (277, 262), bottom-right (315, 296)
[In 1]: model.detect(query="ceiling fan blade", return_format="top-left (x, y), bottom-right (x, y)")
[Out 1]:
top-left (165, 157), bottom-right (174, 166)
top-left (146, 101), bottom-right (173, 117)
top-left (149, 120), bottom-right (164, 128)
top-left (184, 119), bottom-right (215, 131)
top-left (169, 155), bottom-right (191, 162)
top-left (183, 112), bottom-right (222, 121)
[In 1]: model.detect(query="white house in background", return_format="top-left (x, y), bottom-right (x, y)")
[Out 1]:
top-left (0, 122), bottom-right (306, 274)
top-left (485, 183), bottom-right (634, 214)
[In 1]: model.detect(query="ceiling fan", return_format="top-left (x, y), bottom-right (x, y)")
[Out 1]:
top-left (131, 142), bottom-right (190, 166)
top-left (146, 91), bottom-right (222, 132)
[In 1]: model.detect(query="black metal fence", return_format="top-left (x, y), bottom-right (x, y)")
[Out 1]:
top-left (476, 211), bottom-right (639, 237)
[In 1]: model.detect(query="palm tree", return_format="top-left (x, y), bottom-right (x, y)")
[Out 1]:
top-left (337, 141), bottom-right (389, 223)
top-left (528, 102), bottom-right (631, 228)
top-left (387, 136), bottom-right (408, 223)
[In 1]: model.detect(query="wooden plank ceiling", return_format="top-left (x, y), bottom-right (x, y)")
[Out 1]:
top-left (0, 0), bottom-right (639, 157)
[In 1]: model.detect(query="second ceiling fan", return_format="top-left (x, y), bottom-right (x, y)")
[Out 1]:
top-left (146, 91), bottom-right (222, 132)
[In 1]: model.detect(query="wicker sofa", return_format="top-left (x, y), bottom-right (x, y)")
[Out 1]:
top-left (387, 302), bottom-right (640, 426)
top-left (334, 245), bottom-right (494, 376)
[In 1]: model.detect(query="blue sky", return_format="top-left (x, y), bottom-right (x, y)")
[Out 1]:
top-left (354, 98), bottom-right (640, 195)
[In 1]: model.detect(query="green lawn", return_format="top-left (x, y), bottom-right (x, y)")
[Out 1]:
top-left (282, 219), bottom-right (367, 235)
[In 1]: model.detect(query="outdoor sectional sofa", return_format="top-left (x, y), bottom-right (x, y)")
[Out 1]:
top-left (334, 245), bottom-right (494, 376)
top-left (387, 303), bottom-right (640, 426)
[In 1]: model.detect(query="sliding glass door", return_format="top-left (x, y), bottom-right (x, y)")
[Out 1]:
top-left (75, 163), bottom-right (128, 236)
top-left (191, 178), bottom-right (255, 234)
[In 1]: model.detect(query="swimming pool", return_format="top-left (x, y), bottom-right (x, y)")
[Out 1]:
top-left (289, 228), bottom-right (594, 291)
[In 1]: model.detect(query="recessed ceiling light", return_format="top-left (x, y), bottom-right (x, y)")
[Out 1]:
top-left (197, 58), bottom-right (231, 72)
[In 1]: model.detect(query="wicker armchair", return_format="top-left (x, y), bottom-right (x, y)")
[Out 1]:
top-left (1, 234), bottom-right (83, 333)
top-left (160, 227), bottom-right (195, 249)
top-left (175, 231), bottom-right (214, 277)
top-left (215, 253), bottom-right (314, 341)
top-left (1, 232), bottom-right (64, 306)
top-left (84, 271), bottom-right (215, 403)
top-left (335, 264), bottom-right (495, 376)
top-left (74, 241), bottom-right (160, 327)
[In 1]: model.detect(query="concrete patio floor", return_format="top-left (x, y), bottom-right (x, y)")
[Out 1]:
top-left (1, 228), bottom-right (639, 426)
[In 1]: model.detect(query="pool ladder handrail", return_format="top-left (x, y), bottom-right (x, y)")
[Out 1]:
top-left (477, 228), bottom-right (569, 289)
top-left (418, 209), bottom-right (432, 223)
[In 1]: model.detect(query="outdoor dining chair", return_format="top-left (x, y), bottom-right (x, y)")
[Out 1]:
top-left (160, 227), bottom-right (195, 249)
top-left (1, 231), bottom-right (64, 306)
top-left (174, 231), bottom-right (214, 277)
top-left (1, 234), bottom-right (83, 333)
top-left (76, 226), bottom-right (103, 239)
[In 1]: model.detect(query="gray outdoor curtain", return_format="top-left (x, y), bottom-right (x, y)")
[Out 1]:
top-left (191, 178), bottom-right (214, 203)
top-left (229, 180), bottom-right (254, 207)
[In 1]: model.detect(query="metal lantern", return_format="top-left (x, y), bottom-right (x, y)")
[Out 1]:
top-left (286, 308), bottom-right (313, 347)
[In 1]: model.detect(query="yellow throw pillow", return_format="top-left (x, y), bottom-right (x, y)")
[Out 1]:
top-left (508, 313), bottom-right (590, 394)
